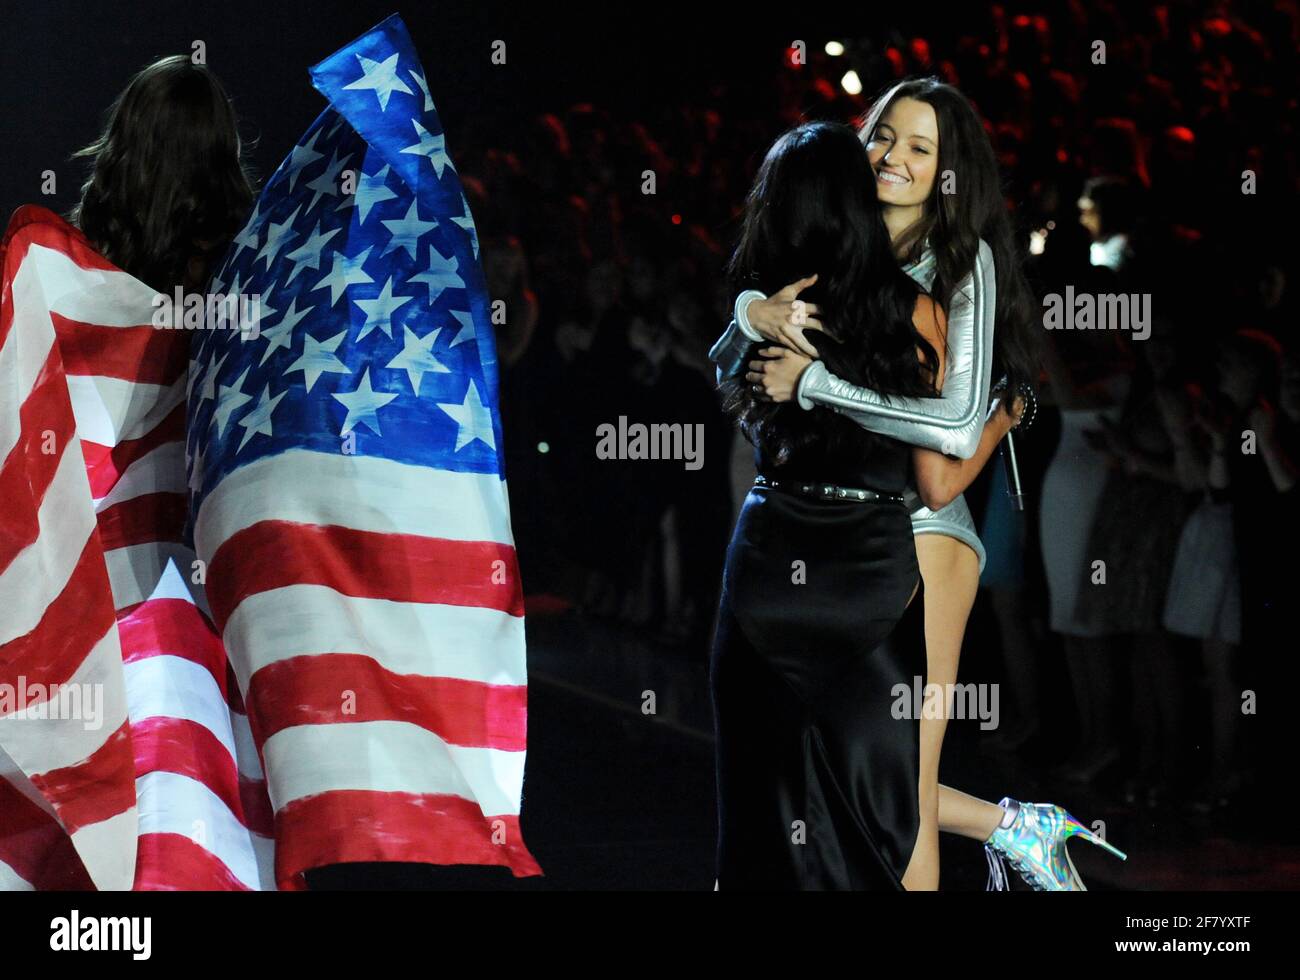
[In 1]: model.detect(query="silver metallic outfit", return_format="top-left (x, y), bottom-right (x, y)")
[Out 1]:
top-left (709, 240), bottom-right (997, 571)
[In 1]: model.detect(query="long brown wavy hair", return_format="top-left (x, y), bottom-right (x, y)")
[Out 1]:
top-left (858, 77), bottom-right (1040, 407)
top-left (69, 55), bottom-right (255, 292)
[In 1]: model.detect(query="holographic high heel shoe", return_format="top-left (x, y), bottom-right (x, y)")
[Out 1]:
top-left (983, 797), bottom-right (1128, 891)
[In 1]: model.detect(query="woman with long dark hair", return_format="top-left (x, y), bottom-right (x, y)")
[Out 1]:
top-left (713, 78), bottom-right (1124, 889)
top-left (711, 119), bottom-right (954, 889)
top-left (71, 54), bottom-right (254, 293)
top-left (0, 54), bottom-right (258, 891)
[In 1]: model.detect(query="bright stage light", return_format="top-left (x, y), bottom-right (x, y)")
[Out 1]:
top-left (825, 41), bottom-right (845, 56)
top-left (841, 70), bottom-right (862, 95)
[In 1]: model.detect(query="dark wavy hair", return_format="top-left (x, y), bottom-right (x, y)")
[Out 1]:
top-left (858, 77), bottom-right (1040, 409)
top-left (69, 55), bottom-right (254, 292)
top-left (721, 121), bottom-right (937, 467)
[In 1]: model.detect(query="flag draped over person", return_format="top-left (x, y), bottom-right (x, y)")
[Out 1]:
top-left (0, 204), bottom-right (269, 891)
top-left (0, 12), bottom-right (540, 890)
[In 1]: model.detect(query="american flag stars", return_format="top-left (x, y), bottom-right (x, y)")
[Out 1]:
top-left (353, 276), bottom-right (415, 341)
top-left (380, 200), bottom-right (437, 260)
top-left (332, 367), bottom-right (397, 435)
top-left (187, 38), bottom-right (499, 494)
top-left (342, 51), bottom-right (413, 111)
top-left (401, 120), bottom-right (456, 178)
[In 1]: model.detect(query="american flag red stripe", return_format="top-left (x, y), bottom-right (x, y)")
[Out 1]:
top-left (273, 791), bottom-right (535, 880)
top-left (95, 491), bottom-right (189, 552)
top-left (0, 535), bottom-right (118, 691)
top-left (0, 770), bottom-right (94, 891)
top-left (28, 724), bottom-right (136, 834)
top-left (118, 598), bottom-right (227, 681)
top-left (52, 313), bottom-right (189, 385)
top-left (205, 523), bottom-right (526, 624)
top-left (0, 351), bottom-right (76, 563)
top-left (132, 833), bottom-right (254, 892)
top-left (244, 655), bottom-right (529, 749)
top-left (0, 205), bottom-right (273, 890)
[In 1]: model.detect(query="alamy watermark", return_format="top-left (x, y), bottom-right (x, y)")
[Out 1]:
top-left (1043, 286), bottom-right (1151, 340)
top-left (891, 676), bottom-right (999, 730)
top-left (50, 911), bottom-right (151, 960)
top-left (151, 288), bottom-right (263, 339)
top-left (595, 416), bottom-right (704, 470)
top-left (0, 677), bottom-right (104, 731)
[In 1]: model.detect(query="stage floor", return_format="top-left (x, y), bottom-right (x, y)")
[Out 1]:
top-left (512, 610), bottom-right (1299, 891)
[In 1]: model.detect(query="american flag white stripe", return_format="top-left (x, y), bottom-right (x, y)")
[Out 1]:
top-left (0, 445), bottom-right (99, 645)
top-left (20, 245), bottom-right (159, 327)
top-left (102, 542), bottom-right (210, 615)
top-left (193, 447), bottom-right (518, 549)
top-left (94, 441), bottom-right (189, 511)
top-left (67, 809), bottom-right (139, 890)
top-left (231, 706), bottom-right (264, 782)
top-left (0, 859), bottom-right (35, 891)
top-left (0, 283), bottom-right (55, 462)
top-left (0, 628), bottom-right (128, 768)
top-left (261, 720), bottom-right (528, 816)
top-left (124, 656), bottom-right (240, 763)
top-left (224, 587), bottom-right (526, 688)
top-left (135, 770), bottom-right (272, 890)
top-left (62, 374), bottom-right (184, 448)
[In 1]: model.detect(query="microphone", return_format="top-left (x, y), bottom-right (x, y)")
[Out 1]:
top-left (1002, 430), bottom-right (1025, 511)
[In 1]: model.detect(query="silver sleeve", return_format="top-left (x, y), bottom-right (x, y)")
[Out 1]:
top-left (707, 311), bottom-right (764, 386)
top-left (793, 240), bottom-right (997, 459)
top-left (708, 288), bottom-right (773, 384)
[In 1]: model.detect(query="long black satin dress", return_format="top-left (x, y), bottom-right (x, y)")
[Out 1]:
top-left (710, 423), bottom-right (926, 890)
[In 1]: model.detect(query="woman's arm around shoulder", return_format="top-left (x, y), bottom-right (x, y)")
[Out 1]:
top-left (794, 239), bottom-right (997, 458)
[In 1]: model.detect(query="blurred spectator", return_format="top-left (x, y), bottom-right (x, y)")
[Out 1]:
top-left (460, 1), bottom-right (1299, 819)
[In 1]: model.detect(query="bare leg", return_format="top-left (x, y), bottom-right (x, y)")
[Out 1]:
top-left (901, 534), bottom-right (980, 890)
top-left (938, 785), bottom-right (1005, 842)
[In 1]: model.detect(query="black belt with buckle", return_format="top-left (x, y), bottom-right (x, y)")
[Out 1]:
top-left (753, 473), bottom-right (905, 505)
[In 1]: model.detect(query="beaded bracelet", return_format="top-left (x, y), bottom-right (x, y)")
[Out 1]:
top-left (1012, 382), bottom-right (1039, 432)
top-left (991, 375), bottom-right (1038, 432)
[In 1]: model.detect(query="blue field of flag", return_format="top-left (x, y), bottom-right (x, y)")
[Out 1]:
top-left (186, 13), bottom-right (504, 525)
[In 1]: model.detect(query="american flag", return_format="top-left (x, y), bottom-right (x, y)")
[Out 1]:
top-left (0, 13), bottom-right (539, 890)
top-left (0, 203), bottom-right (271, 890)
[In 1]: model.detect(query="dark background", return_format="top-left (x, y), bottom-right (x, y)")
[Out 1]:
top-left (0, 2), bottom-right (998, 220)
top-left (0, 0), bottom-right (787, 218)
top-left (7, 0), bottom-right (1299, 891)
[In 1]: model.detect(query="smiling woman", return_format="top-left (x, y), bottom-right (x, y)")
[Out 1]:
top-left (706, 77), bottom-right (1124, 892)
top-left (867, 95), bottom-right (942, 245)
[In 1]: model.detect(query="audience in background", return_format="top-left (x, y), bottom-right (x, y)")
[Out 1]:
top-left (463, 2), bottom-right (1299, 824)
